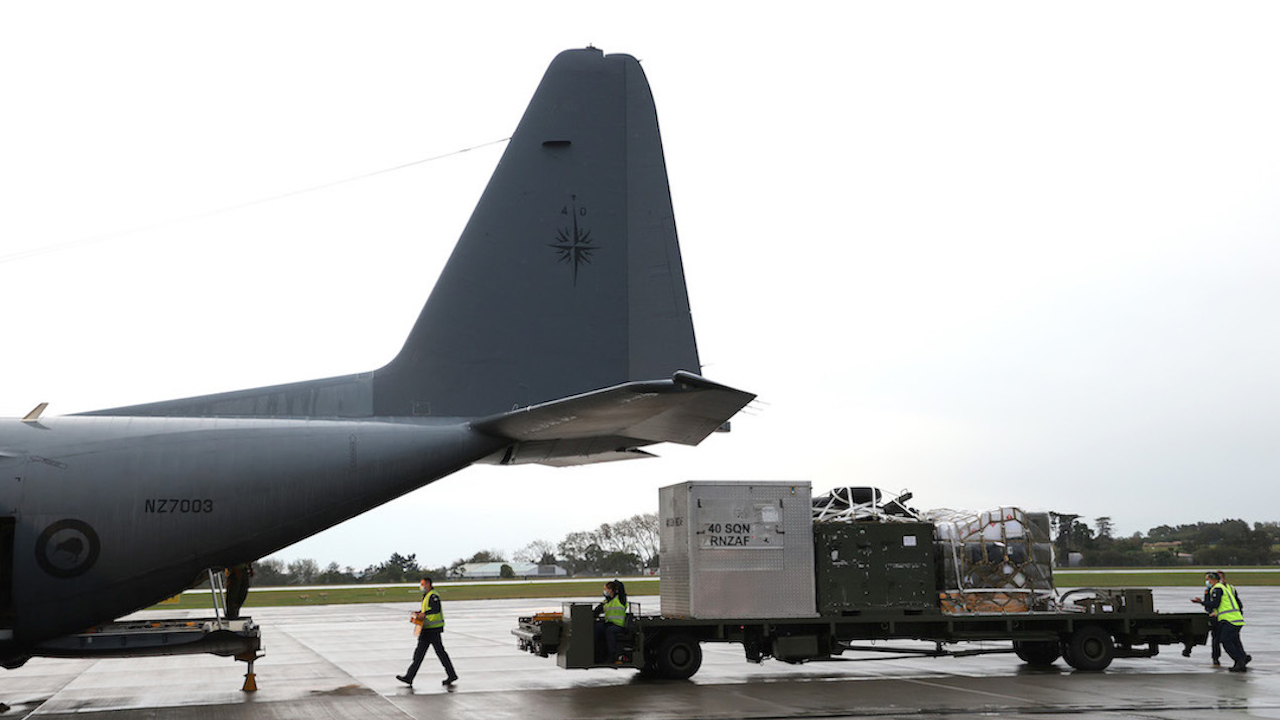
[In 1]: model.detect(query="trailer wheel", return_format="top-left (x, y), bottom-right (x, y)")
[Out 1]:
top-left (653, 634), bottom-right (702, 680)
top-left (1013, 640), bottom-right (1060, 667)
top-left (1064, 625), bottom-right (1113, 671)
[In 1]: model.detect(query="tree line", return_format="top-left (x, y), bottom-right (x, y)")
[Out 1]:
top-left (1053, 514), bottom-right (1279, 567)
top-left (251, 513), bottom-right (659, 586)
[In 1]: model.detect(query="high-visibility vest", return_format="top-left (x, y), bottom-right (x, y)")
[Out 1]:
top-left (604, 595), bottom-right (626, 627)
top-left (1213, 582), bottom-right (1244, 626)
top-left (420, 589), bottom-right (445, 629)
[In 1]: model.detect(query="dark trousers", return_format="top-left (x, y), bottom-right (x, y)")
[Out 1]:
top-left (1218, 622), bottom-right (1247, 667)
top-left (1210, 620), bottom-right (1222, 661)
top-left (595, 621), bottom-right (624, 660)
top-left (405, 628), bottom-right (456, 681)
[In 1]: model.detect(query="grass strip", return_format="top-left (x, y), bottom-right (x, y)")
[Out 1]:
top-left (151, 569), bottom-right (1280, 610)
top-left (152, 579), bottom-right (660, 611)
top-left (1054, 569), bottom-right (1280, 587)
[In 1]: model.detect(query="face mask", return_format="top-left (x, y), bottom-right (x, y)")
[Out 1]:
top-left (1205, 581), bottom-right (1212, 588)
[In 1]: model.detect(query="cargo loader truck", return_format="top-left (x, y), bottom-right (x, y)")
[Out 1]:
top-left (513, 481), bottom-right (1208, 679)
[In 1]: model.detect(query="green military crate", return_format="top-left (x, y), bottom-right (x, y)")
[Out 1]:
top-left (814, 521), bottom-right (937, 613)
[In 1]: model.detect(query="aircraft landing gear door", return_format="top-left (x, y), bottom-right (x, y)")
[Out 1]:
top-left (0, 517), bottom-right (13, 633)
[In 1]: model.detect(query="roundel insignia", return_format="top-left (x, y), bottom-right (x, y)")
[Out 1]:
top-left (35, 518), bottom-right (101, 579)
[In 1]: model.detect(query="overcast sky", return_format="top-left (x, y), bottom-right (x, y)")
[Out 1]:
top-left (3, 2), bottom-right (1279, 571)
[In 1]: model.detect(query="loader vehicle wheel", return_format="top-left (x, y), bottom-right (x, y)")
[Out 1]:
top-left (1064, 625), bottom-right (1113, 671)
top-left (654, 634), bottom-right (702, 679)
top-left (1013, 640), bottom-right (1060, 667)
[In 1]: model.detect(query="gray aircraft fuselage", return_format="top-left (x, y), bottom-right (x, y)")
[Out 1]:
top-left (2, 416), bottom-right (504, 642)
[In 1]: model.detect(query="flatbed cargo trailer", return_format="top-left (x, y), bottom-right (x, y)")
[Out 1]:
top-left (515, 588), bottom-right (1209, 679)
top-left (513, 482), bottom-right (1209, 679)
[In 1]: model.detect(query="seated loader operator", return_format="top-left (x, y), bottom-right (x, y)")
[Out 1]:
top-left (594, 580), bottom-right (628, 662)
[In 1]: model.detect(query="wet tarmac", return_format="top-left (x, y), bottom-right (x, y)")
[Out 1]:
top-left (3, 587), bottom-right (1278, 719)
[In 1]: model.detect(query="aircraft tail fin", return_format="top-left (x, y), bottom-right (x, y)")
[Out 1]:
top-left (371, 47), bottom-right (699, 417)
top-left (83, 49), bottom-right (732, 426)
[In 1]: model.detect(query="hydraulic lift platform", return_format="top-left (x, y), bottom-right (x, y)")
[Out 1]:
top-left (29, 569), bottom-right (265, 690)
top-left (33, 617), bottom-right (260, 658)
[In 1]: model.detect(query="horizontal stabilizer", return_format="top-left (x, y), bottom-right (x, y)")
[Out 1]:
top-left (473, 371), bottom-right (754, 466)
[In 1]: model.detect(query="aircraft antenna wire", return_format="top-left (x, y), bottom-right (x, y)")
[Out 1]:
top-left (0, 136), bottom-right (512, 265)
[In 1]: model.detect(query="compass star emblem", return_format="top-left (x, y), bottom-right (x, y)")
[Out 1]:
top-left (548, 195), bottom-right (597, 285)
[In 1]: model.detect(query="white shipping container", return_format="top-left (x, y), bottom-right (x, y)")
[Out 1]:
top-left (659, 481), bottom-right (817, 619)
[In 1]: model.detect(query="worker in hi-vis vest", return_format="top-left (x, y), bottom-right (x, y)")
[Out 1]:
top-left (594, 579), bottom-right (628, 662)
top-left (1190, 568), bottom-right (1230, 665)
top-left (1203, 570), bottom-right (1251, 672)
top-left (397, 576), bottom-right (459, 687)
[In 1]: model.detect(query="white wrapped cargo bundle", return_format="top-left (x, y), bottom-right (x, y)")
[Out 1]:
top-left (928, 506), bottom-right (1054, 613)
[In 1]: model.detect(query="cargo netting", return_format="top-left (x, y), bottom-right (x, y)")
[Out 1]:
top-left (926, 507), bottom-right (1055, 613)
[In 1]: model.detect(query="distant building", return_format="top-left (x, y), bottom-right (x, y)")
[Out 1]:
top-left (452, 562), bottom-right (567, 579)
top-left (1142, 541), bottom-right (1194, 564)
